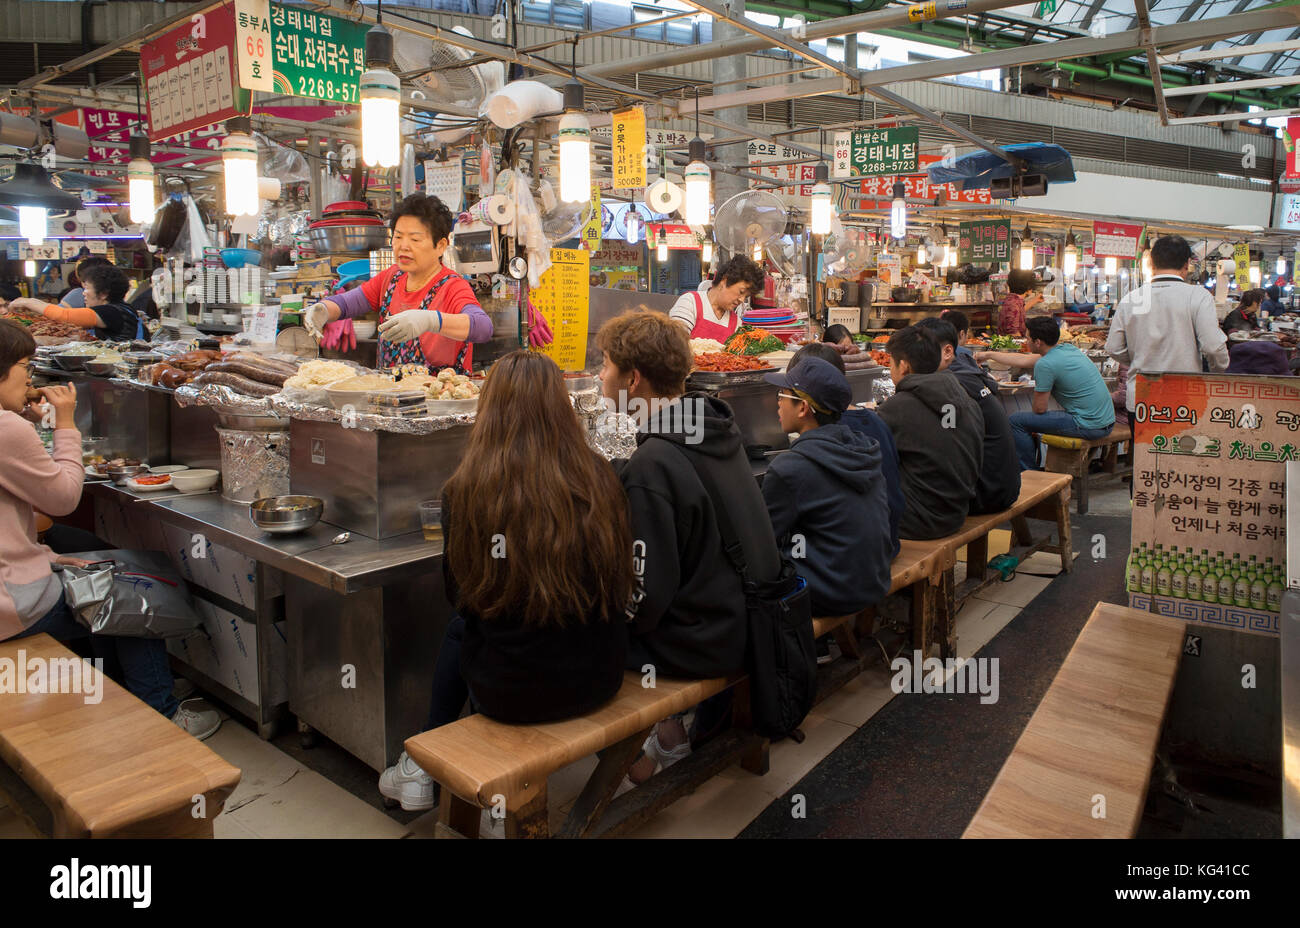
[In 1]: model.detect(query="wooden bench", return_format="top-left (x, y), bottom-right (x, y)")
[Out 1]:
top-left (905, 470), bottom-right (1073, 628)
top-left (0, 634), bottom-right (241, 837)
top-left (408, 545), bottom-right (954, 839)
top-left (1042, 423), bottom-right (1133, 514)
top-left (962, 603), bottom-right (1184, 838)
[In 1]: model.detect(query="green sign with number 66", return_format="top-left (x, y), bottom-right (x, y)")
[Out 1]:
top-left (268, 3), bottom-right (369, 104)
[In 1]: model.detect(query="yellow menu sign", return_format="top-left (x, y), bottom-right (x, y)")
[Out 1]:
top-left (532, 248), bottom-right (590, 372)
top-left (612, 106), bottom-right (646, 189)
top-left (581, 184), bottom-right (602, 249)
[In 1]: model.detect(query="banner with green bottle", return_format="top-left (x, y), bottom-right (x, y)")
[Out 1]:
top-left (1129, 372), bottom-right (1296, 637)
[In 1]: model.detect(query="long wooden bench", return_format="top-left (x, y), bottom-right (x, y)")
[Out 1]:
top-left (904, 470), bottom-right (1074, 633)
top-left (0, 633), bottom-right (241, 837)
top-left (408, 546), bottom-right (953, 839)
top-left (962, 603), bottom-right (1184, 838)
top-left (1043, 423), bottom-right (1133, 514)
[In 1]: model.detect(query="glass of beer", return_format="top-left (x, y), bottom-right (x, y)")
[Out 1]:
top-left (419, 500), bottom-right (443, 544)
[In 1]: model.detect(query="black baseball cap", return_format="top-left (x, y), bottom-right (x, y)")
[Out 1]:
top-left (763, 356), bottom-right (852, 415)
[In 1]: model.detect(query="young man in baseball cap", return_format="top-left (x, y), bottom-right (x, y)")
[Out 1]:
top-left (761, 357), bottom-right (893, 619)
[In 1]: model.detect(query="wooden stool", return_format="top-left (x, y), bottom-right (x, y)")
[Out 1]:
top-left (1042, 423), bottom-right (1133, 514)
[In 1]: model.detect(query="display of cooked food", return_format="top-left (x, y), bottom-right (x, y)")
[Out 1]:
top-left (283, 358), bottom-right (356, 390)
top-left (689, 337), bottom-right (726, 355)
top-left (724, 328), bottom-right (785, 356)
top-left (426, 368), bottom-right (481, 401)
top-left (692, 352), bottom-right (771, 373)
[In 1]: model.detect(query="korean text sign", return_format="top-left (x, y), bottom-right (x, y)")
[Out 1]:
top-left (842, 127), bottom-right (919, 178)
top-left (266, 3), bottom-right (370, 104)
top-left (531, 249), bottom-right (590, 372)
top-left (1092, 220), bottom-right (1144, 259)
top-left (611, 107), bottom-right (646, 190)
top-left (958, 219), bottom-right (1011, 263)
top-left (139, 9), bottom-right (252, 141)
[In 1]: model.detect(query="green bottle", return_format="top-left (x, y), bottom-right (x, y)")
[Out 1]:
top-left (1140, 545), bottom-right (1156, 594)
top-left (1266, 558), bottom-right (1285, 613)
top-left (1186, 552), bottom-right (1203, 602)
top-left (1216, 551), bottom-right (1234, 605)
top-left (1126, 543), bottom-right (1144, 593)
top-left (1249, 555), bottom-right (1267, 611)
top-left (1156, 550), bottom-right (1173, 597)
top-left (1232, 555), bottom-right (1250, 608)
top-left (1171, 549), bottom-right (1188, 599)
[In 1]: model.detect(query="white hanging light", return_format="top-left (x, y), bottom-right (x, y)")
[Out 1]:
top-left (127, 134), bottom-right (155, 224)
top-left (360, 22), bottom-right (401, 169)
top-left (1249, 264), bottom-right (1261, 285)
top-left (1276, 254), bottom-right (1287, 276)
top-left (656, 226), bottom-right (668, 262)
top-left (809, 163), bottom-right (832, 236)
top-left (221, 118), bottom-right (259, 217)
top-left (1063, 229), bottom-right (1078, 277)
top-left (889, 182), bottom-right (906, 239)
top-left (1104, 255), bottom-right (1118, 276)
top-left (752, 241), bottom-right (764, 262)
top-left (701, 239), bottom-right (713, 264)
top-left (625, 208), bottom-right (641, 245)
top-left (23, 259), bottom-right (36, 277)
top-left (559, 80), bottom-right (591, 204)
top-left (916, 240), bottom-right (927, 265)
top-left (18, 206), bottom-right (46, 245)
top-left (683, 137), bottom-right (711, 226)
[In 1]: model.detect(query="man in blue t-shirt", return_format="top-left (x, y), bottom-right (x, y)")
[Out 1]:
top-left (975, 316), bottom-right (1114, 470)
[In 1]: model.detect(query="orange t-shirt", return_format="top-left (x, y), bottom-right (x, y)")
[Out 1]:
top-left (361, 265), bottom-right (480, 369)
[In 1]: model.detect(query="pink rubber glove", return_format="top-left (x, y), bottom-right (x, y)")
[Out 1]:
top-left (321, 319), bottom-right (356, 352)
top-left (527, 299), bottom-right (553, 348)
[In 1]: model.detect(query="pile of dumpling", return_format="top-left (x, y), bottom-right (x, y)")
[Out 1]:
top-left (426, 367), bottom-right (480, 401)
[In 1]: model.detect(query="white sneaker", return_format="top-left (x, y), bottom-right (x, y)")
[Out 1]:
top-left (644, 721), bottom-right (691, 769)
top-left (378, 751), bottom-right (435, 811)
top-left (171, 700), bottom-right (221, 741)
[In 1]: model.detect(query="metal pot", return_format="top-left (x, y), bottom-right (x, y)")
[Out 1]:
top-left (891, 287), bottom-right (921, 303)
top-left (248, 495), bottom-right (323, 534)
top-left (306, 225), bottom-right (390, 254)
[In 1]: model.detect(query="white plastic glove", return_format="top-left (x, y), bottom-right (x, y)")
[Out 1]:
top-left (304, 302), bottom-right (331, 339)
top-left (378, 309), bottom-right (441, 343)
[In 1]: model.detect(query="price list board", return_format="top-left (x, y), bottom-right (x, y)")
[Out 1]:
top-left (140, 10), bottom-right (252, 142)
top-left (1128, 372), bottom-right (1297, 637)
top-left (531, 249), bottom-right (590, 372)
top-left (611, 107), bottom-right (646, 190)
top-left (1092, 220), bottom-right (1145, 259)
top-left (958, 219), bottom-right (1011, 263)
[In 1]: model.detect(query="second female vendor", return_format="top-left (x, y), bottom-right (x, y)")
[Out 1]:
top-left (305, 194), bottom-right (493, 372)
top-left (668, 254), bottom-right (765, 342)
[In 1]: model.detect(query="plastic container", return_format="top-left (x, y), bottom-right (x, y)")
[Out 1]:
top-left (221, 247), bottom-right (262, 269)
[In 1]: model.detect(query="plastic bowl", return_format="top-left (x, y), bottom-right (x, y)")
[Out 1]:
top-left (352, 320), bottom-right (377, 339)
top-left (221, 248), bottom-right (263, 269)
top-left (170, 468), bottom-right (220, 493)
top-left (337, 258), bottom-right (371, 279)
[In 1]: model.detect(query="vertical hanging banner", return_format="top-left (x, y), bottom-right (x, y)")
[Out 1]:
top-left (581, 185), bottom-right (603, 249)
top-left (235, 0), bottom-right (274, 92)
top-left (531, 248), bottom-right (590, 372)
top-left (611, 107), bottom-right (646, 189)
top-left (266, 3), bottom-right (370, 103)
top-left (1233, 243), bottom-right (1252, 291)
top-left (1286, 117), bottom-right (1300, 178)
top-left (139, 8), bottom-right (252, 141)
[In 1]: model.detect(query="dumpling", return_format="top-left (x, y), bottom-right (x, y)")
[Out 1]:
top-left (451, 382), bottom-right (476, 399)
top-left (451, 374), bottom-right (469, 386)
top-left (437, 368), bottom-right (456, 383)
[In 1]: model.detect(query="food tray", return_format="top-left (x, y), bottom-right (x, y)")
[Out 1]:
top-left (687, 366), bottom-right (777, 386)
top-left (426, 396), bottom-right (479, 414)
top-left (368, 389), bottom-right (429, 408)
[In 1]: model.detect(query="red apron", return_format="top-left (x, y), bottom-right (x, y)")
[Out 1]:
top-left (690, 291), bottom-right (740, 341)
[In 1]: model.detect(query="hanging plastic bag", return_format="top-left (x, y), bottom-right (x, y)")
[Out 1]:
top-left (257, 131), bottom-right (311, 184)
top-left (58, 550), bottom-right (203, 639)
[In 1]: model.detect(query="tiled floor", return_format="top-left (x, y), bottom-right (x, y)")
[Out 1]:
top-left (2, 542), bottom-right (1079, 840)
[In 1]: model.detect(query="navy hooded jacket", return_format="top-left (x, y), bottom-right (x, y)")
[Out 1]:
top-left (760, 422), bottom-right (894, 617)
top-left (840, 407), bottom-right (904, 557)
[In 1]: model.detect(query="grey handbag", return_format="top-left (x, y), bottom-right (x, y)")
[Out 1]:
top-left (58, 550), bottom-right (203, 639)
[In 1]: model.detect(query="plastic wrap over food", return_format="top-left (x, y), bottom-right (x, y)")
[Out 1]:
top-left (587, 408), bottom-right (639, 461)
top-left (870, 375), bottom-right (895, 404)
top-left (173, 382), bottom-right (277, 417)
top-left (216, 428), bottom-right (290, 503)
top-left (266, 394), bottom-right (476, 435)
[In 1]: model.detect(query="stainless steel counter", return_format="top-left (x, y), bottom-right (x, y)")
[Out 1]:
top-left (85, 481), bottom-right (440, 594)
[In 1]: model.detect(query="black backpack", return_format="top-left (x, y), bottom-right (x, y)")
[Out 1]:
top-left (663, 441), bottom-right (817, 740)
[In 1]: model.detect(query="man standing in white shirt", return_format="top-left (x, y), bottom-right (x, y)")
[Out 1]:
top-left (1106, 235), bottom-right (1229, 418)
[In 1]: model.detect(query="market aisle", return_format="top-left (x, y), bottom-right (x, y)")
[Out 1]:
top-left (738, 509), bottom-right (1131, 839)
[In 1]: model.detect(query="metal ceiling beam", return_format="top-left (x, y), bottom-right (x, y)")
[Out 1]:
top-left (676, 76), bottom-right (852, 117)
top-left (1161, 36), bottom-right (1300, 65)
top-left (1164, 73), bottom-right (1300, 96)
top-left (672, 0), bottom-right (856, 80)
top-left (1133, 0), bottom-right (1170, 126)
top-left (1263, 29), bottom-right (1300, 72)
top-left (858, 7), bottom-right (1300, 87)
top-left (1168, 105), bottom-right (1300, 125)
top-left (1079, 0), bottom-right (1111, 32)
top-left (1177, 0), bottom-right (1213, 24)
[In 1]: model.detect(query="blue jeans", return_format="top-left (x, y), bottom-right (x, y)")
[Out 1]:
top-left (1009, 410), bottom-right (1113, 471)
top-left (16, 597), bottom-right (179, 719)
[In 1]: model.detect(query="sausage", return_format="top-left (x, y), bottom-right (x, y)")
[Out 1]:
top-left (226, 352), bottom-right (297, 375)
top-left (192, 370), bottom-right (279, 396)
top-left (158, 367), bottom-right (192, 390)
top-left (206, 360), bottom-right (289, 386)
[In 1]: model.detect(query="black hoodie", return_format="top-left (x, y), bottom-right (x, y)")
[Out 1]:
top-left (877, 372), bottom-right (984, 540)
top-left (950, 367), bottom-right (1021, 514)
top-left (615, 393), bottom-right (782, 679)
top-left (761, 423), bottom-right (893, 616)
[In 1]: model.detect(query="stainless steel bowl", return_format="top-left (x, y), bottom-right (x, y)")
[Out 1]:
top-left (306, 225), bottom-right (390, 254)
top-left (106, 463), bottom-right (148, 485)
top-left (54, 353), bottom-right (97, 371)
top-left (248, 495), bottom-right (324, 534)
top-left (84, 359), bottom-right (120, 376)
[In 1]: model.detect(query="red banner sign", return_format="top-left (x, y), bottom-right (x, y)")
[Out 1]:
top-left (1092, 220), bottom-right (1145, 259)
top-left (858, 155), bottom-right (994, 209)
top-left (139, 7), bottom-right (252, 142)
top-left (1287, 117), bottom-right (1300, 178)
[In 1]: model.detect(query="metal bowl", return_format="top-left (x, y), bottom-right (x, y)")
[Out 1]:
top-left (84, 358), bottom-right (122, 376)
top-left (249, 495), bottom-right (323, 534)
top-left (306, 225), bottom-right (390, 254)
top-left (54, 352), bottom-right (97, 371)
top-left (106, 463), bottom-right (148, 485)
